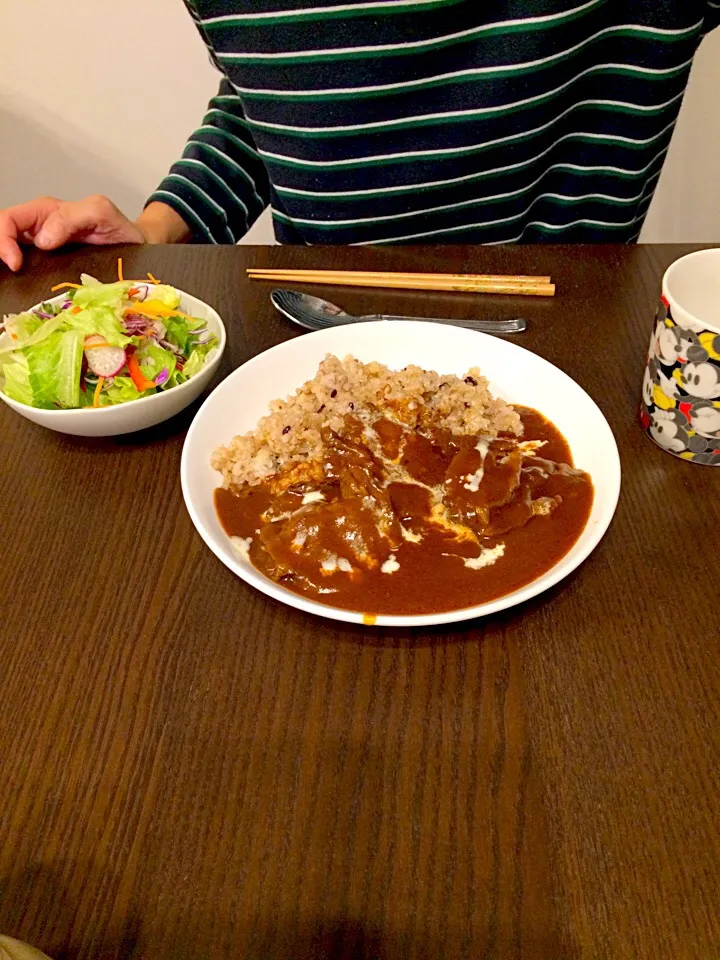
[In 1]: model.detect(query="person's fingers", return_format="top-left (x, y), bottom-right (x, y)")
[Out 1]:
top-left (36, 196), bottom-right (143, 248)
top-left (0, 195), bottom-right (143, 271)
top-left (0, 197), bottom-right (61, 271)
top-left (34, 209), bottom-right (80, 250)
top-left (0, 234), bottom-right (23, 272)
top-left (34, 198), bottom-right (104, 249)
top-left (5, 197), bottom-right (62, 237)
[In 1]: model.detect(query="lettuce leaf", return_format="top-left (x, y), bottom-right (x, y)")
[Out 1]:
top-left (165, 369), bottom-right (188, 389)
top-left (71, 279), bottom-right (133, 311)
top-left (104, 376), bottom-right (155, 405)
top-left (164, 316), bottom-right (192, 354)
top-left (6, 312), bottom-right (42, 340)
top-left (62, 305), bottom-right (130, 348)
top-left (29, 329), bottom-right (83, 408)
top-left (136, 341), bottom-right (176, 382)
top-left (1, 354), bottom-right (39, 407)
top-left (163, 315), bottom-right (207, 356)
top-left (0, 314), bottom-right (66, 356)
top-left (1, 329), bottom-right (83, 408)
top-left (183, 341), bottom-right (216, 379)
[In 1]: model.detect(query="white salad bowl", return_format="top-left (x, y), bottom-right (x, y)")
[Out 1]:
top-left (181, 320), bottom-right (621, 628)
top-left (0, 289), bottom-right (226, 437)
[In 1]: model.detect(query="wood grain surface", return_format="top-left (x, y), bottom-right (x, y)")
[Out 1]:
top-left (1, 245), bottom-right (718, 960)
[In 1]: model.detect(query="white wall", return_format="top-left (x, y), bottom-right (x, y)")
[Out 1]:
top-left (0, 0), bottom-right (213, 216)
top-left (641, 32), bottom-right (720, 242)
top-left (1, 1), bottom-right (719, 244)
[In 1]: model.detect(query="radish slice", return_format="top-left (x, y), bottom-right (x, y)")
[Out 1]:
top-left (85, 345), bottom-right (127, 377)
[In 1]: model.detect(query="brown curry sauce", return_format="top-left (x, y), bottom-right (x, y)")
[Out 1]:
top-left (214, 407), bottom-right (594, 616)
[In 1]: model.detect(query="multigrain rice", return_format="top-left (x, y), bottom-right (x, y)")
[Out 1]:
top-left (212, 354), bottom-right (521, 489)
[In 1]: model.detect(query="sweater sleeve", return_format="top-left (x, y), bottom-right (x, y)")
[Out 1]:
top-left (146, 4), bottom-right (270, 243)
top-left (704, 1), bottom-right (720, 33)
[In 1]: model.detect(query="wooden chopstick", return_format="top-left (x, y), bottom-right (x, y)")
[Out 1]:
top-left (247, 270), bottom-right (555, 297)
top-left (247, 268), bottom-right (550, 284)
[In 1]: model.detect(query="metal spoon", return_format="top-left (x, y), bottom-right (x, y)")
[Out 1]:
top-left (271, 289), bottom-right (527, 334)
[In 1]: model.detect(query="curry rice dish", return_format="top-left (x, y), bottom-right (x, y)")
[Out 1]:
top-left (212, 355), bottom-right (594, 616)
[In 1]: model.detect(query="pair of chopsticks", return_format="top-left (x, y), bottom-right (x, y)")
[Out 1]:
top-left (247, 268), bottom-right (555, 297)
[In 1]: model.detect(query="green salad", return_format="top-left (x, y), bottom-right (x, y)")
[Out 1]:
top-left (0, 266), bottom-right (217, 409)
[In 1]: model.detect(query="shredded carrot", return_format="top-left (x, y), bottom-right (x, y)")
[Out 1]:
top-left (71, 306), bottom-right (81, 314)
top-left (50, 282), bottom-right (81, 292)
top-left (84, 337), bottom-right (110, 348)
top-left (93, 377), bottom-right (105, 407)
top-left (128, 353), bottom-right (155, 392)
top-left (128, 287), bottom-right (139, 296)
top-left (118, 258), bottom-right (124, 282)
top-left (147, 272), bottom-right (161, 285)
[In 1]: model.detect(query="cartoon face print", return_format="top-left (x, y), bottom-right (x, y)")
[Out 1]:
top-left (676, 327), bottom-right (701, 362)
top-left (642, 364), bottom-right (655, 406)
top-left (657, 368), bottom-right (679, 401)
top-left (679, 361), bottom-right (720, 399)
top-left (686, 344), bottom-right (709, 364)
top-left (655, 325), bottom-right (684, 365)
top-left (649, 409), bottom-right (688, 453)
top-left (686, 433), bottom-right (711, 454)
top-left (688, 400), bottom-right (720, 439)
top-left (654, 324), bottom-right (701, 365)
top-left (699, 331), bottom-right (720, 361)
top-left (694, 452), bottom-right (720, 465)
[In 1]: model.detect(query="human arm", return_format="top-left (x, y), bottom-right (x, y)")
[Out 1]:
top-left (143, 77), bottom-right (270, 244)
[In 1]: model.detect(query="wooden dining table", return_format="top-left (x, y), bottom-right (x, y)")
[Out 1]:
top-left (1, 243), bottom-right (719, 960)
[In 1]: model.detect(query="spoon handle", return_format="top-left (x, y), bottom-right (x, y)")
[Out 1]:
top-left (363, 314), bottom-right (527, 333)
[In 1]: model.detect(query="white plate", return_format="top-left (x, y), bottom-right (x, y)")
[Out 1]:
top-left (0, 289), bottom-right (226, 436)
top-left (181, 321), bottom-right (621, 627)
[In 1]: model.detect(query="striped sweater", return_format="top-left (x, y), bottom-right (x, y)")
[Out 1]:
top-left (147, 0), bottom-right (720, 245)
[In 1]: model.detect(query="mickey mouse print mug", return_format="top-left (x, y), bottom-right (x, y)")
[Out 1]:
top-left (640, 249), bottom-right (720, 465)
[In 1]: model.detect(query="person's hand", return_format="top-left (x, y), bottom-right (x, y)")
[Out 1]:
top-left (0, 196), bottom-right (191, 272)
top-left (0, 195), bottom-right (147, 272)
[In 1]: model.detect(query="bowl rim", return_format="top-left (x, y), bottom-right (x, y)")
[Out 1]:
top-left (181, 320), bottom-right (622, 628)
top-left (0, 286), bottom-right (226, 417)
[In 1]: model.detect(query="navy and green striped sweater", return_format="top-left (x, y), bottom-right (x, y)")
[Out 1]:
top-left (147, 0), bottom-right (720, 245)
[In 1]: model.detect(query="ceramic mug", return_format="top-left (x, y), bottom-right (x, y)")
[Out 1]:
top-left (640, 249), bottom-right (720, 465)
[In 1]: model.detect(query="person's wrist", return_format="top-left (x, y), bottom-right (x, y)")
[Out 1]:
top-left (134, 201), bottom-right (192, 245)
